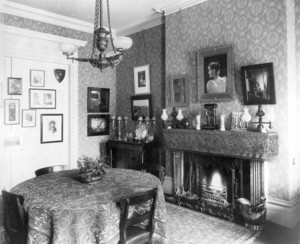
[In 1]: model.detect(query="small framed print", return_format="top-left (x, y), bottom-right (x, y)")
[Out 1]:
top-left (170, 74), bottom-right (189, 107)
top-left (29, 89), bottom-right (56, 109)
top-left (4, 99), bottom-right (20, 125)
top-left (87, 114), bottom-right (110, 136)
top-left (7, 77), bottom-right (22, 95)
top-left (22, 109), bottom-right (36, 127)
top-left (41, 114), bottom-right (63, 143)
top-left (87, 87), bottom-right (110, 113)
top-left (133, 64), bottom-right (150, 94)
top-left (30, 69), bottom-right (45, 87)
top-left (131, 94), bottom-right (152, 121)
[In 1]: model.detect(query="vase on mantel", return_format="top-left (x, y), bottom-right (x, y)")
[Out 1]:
top-left (241, 107), bottom-right (251, 127)
top-left (176, 109), bottom-right (184, 121)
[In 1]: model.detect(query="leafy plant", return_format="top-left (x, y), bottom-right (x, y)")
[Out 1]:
top-left (77, 155), bottom-right (110, 179)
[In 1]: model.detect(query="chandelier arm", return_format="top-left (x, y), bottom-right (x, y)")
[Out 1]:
top-left (106, 0), bottom-right (118, 54)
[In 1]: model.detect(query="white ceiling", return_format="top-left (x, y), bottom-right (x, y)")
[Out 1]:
top-left (5, 0), bottom-right (206, 35)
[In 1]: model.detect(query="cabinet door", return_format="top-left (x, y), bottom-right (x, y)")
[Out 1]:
top-left (126, 150), bottom-right (141, 170)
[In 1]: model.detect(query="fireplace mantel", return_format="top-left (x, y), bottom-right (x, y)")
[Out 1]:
top-left (162, 129), bottom-right (278, 161)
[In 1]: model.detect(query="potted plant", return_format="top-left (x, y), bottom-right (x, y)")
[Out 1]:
top-left (77, 155), bottom-right (110, 183)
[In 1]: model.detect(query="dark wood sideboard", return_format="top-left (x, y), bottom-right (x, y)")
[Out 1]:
top-left (106, 140), bottom-right (161, 170)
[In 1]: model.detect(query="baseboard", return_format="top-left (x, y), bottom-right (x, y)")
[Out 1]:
top-left (163, 176), bottom-right (173, 195)
top-left (267, 197), bottom-right (300, 228)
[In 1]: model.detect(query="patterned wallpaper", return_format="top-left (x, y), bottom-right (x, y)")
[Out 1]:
top-left (165, 0), bottom-right (294, 201)
top-left (296, 0), bottom-right (300, 198)
top-left (116, 25), bottom-right (165, 139)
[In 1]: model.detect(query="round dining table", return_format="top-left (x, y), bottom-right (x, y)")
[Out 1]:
top-left (11, 168), bottom-right (167, 244)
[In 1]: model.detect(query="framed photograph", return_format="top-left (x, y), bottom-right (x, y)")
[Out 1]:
top-left (4, 99), bottom-right (20, 125)
top-left (87, 114), bottom-right (110, 136)
top-left (197, 45), bottom-right (234, 102)
top-left (7, 77), bottom-right (22, 95)
top-left (170, 74), bottom-right (189, 107)
top-left (41, 114), bottom-right (63, 143)
top-left (241, 63), bottom-right (276, 105)
top-left (22, 109), bottom-right (36, 127)
top-left (30, 70), bottom-right (45, 87)
top-left (29, 89), bottom-right (56, 109)
top-left (133, 64), bottom-right (150, 94)
top-left (131, 94), bottom-right (152, 121)
top-left (87, 87), bottom-right (110, 113)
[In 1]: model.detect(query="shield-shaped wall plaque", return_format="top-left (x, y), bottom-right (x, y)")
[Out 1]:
top-left (54, 69), bottom-right (66, 83)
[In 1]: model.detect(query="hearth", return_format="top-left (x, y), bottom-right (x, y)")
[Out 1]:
top-left (162, 129), bottom-right (278, 227)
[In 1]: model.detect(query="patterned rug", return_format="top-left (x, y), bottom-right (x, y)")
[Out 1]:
top-left (166, 202), bottom-right (260, 244)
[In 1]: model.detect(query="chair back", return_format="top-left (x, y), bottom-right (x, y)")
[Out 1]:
top-left (35, 165), bottom-right (68, 176)
top-left (1, 190), bottom-right (27, 244)
top-left (118, 188), bottom-right (158, 244)
top-left (143, 163), bottom-right (166, 184)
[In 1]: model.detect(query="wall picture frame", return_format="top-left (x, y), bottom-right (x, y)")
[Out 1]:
top-left (4, 99), bottom-right (20, 125)
top-left (7, 77), bottom-right (22, 95)
top-left (30, 69), bottom-right (45, 87)
top-left (131, 94), bottom-right (152, 121)
top-left (197, 45), bottom-right (234, 102)
top-left (22, 109), bottom-right (36, 127)
top-left (41, 114), bottom-right (63, 143)
top-left (87, 87), bottom-right (110, 113)
top-left (133, 64), bottom-right (150, 94)
top-left (87, 114), bottom-right (110, 136)
top-left (29, 89), bottom-right (56, 109)
top-left (241, 63), bottom-right (276, 105)
top-left (170, 74), bottom-right (189, 107)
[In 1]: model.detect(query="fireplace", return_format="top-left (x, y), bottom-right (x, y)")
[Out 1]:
top-left (162, 129), bottom-right (278, 226)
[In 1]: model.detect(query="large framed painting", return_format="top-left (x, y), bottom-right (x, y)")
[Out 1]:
top-left (87, 114), bottom-right (110, 136)
top-left (87, 87), bottom-right (110, 113)
top-left (131, 94), bottom-right (152, 121)
top-left (29, 89), bottom-right (56, 109)
top-left (197, 45), bottom-right (234, 102)
top-left (133, 64), bottom-right (150, 94)
top-left (4, 99), bottom-right (20, 125)
top-left (41, 114), bottom-right (63, 143)
top-left (170, 74), bottom-right (189, 107)
top-left (241, 63), bottom-right (276, 105)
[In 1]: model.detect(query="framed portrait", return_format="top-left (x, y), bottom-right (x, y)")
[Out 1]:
top-left (133, 64), bottom-right (150, 94)
top-left (7, 77), bottom-right (22, 95)
top-left (41, 114), bottom-right (63, 143)
top-left (4, 99), bottom-right (20, 125)
top-left (30, 70), bottom-right (45, 87)
top-left (22, 109), bottom-right (36, 127)
top-left (87, 114), bottom-right (110, 136)
top-left (87, 87), bottom-right (110, 113)
top-left (29, 89), bottom-right (56, 109)
top-left (197, 45), bottom-right (234, 102)
top-left (170, 74), bottom-right (189, 107)
top-left (131, 94), bottom-right (152, 121)
top-left (241, 63), bottom-right (276, 105)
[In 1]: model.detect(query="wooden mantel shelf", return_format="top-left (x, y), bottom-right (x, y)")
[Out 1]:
top-left (162, 129), bottom-right (278, 161)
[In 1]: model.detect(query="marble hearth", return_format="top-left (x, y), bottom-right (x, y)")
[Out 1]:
top-left (162, 129), bottom-right (278, 223)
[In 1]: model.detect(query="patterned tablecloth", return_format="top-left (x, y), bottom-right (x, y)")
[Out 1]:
top-left (11, 168), bottom-right (167, 244)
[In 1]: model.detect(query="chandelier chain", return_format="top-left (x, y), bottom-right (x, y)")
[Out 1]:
top-left (91, 0), bottom-right (101, 59)
top-left (106, 0), bottom-right (117, 54)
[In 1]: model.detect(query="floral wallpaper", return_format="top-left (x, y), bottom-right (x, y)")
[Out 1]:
top-left (165, 0), bottom-right (296, 201)
top-left (116, 25), bottom-right (165, 139)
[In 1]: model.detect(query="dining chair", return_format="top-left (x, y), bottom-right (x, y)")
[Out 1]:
top-left (35, 165), bottom-right (68, 177)
top-left (117, 188), bottom-right (158, 244)
top-left (142, 163), bottom-right (166, 184)
top-left (1, 190), bottom-right (28, 244)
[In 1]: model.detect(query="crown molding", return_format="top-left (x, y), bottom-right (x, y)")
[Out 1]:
top-left (0, 0), bottom-right (93, 33)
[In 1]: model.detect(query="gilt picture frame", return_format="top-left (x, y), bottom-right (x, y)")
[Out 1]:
top-left (170, 74), bottom-right (189, 107)
top-left (241, 63), bottom-right (276, 105)
top-left (41, 114), bottom-right (63, 143)
top-left (87, 87), bottom-right (110, 113)
top-left (133, 64), bottom-right (150, 94)
top-left (197, 45), bottom-right (234, 102)
top-left (87, 114), bottom-right (110, 136)
top-left (131, 94), bottom-right (152, 121)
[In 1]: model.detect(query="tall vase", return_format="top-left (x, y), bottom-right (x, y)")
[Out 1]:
top-left (161, 109), bottom-right (168, 128)
top-left (242, 107), bottom-right (251, 128)
top-left (176, 109), bottom-right (184, 121)
top-left (220, 114), bottom-right (225, 131)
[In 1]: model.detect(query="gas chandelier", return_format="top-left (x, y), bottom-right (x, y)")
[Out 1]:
top-left (60, 0), bottom-right (133, 71)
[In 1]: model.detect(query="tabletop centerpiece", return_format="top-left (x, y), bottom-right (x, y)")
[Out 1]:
top-left (77, 155), bottom-right (110, 183)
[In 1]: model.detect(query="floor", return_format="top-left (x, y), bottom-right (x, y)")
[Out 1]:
top-left (253, 221), bottom-right (300, 244)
